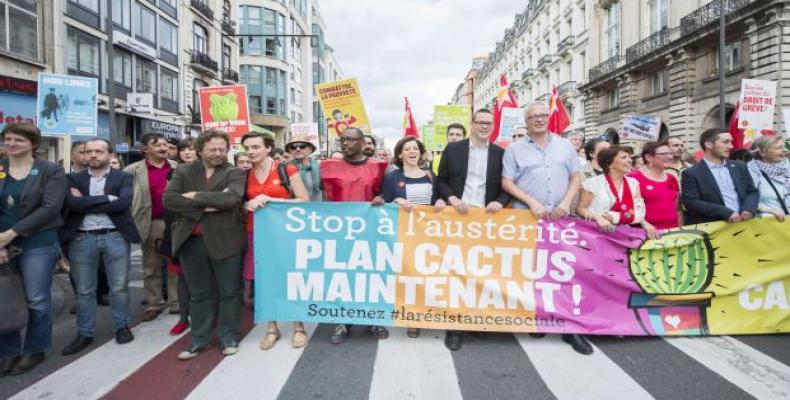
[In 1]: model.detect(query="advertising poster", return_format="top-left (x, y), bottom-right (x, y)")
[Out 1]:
top-left (621, 115), bottom-right (662, 141)
top-left (315, 78), bottom-right (371, 135)
top-left (198, 84), bottom-right (250, 144)
top-left (255, 203), bottom-right (790, 336)
top-left (291, 122), bottom-right (320, 149)
top-left (434, 105), bottom-right (470, 151)
top-left (36, 73), bottom-right (98, 136)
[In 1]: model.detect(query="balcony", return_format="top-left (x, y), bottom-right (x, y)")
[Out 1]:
top-left (221, 19), bottom-right (236, 35)
top-left (190, 51), bottom-right (218, 74)
top-left (625, 27), bottom-right (678, 64)
top-left (222, 68), bottom-right (239, 83)
top-left (536, 92), bottom-right (551, 103)
top-left (521, 68), bottom-right (535, 81)
top-left (557, 35), bottom-right (575, 54)
top-left (537, 54), bottom-right (553, 68)
top-left (558, 81), bottom-right (577, 96)
top-left (680, 0), bottom-right (750, 37)
top-left (589, 54), bottom-right (621, 82)
top-left (190, 0), bottom-right (214, 21)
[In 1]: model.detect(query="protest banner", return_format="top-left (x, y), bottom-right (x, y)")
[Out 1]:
top-left (291, 122), bottom-right (320, 149)
top-left (255, 203), bottom-right (790, 335)
top-left (315, 78), bottom-right (371, 135)
top-left (421, 124), bottom-right (436, 151)
top-left (198, 84), bottom-right (250, 144)
top-left (434, 105), bottom-right (470, 151)
top-left (496, 107), bottom-right (523, 147)
top-left (621, 115), bottom-right (662, 141)
top-left (738, 79), bottom-right (777, 144)
top-left (36, 73), bottom-right (98, 136)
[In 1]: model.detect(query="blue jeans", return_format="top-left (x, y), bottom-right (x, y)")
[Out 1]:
top-left (0, 243), bottom-right (59, 358)
top-left (68, 231), bottom-right (131, 337)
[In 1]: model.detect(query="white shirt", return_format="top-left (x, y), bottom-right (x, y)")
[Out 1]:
top-left (78, 167), bottom-right (117, 231)
top-left (581, 175), bottom-right (645, 224)
top-left (462, 141), bottom-right (489, 208)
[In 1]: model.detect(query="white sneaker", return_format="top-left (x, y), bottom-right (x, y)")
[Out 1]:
top-left (222, 343), bottom-right (239, 356)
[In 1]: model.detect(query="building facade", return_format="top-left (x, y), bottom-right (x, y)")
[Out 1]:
top-left (450, 55), bottom-right (486, 108)
top-left (580, 0), bottom-right (783, 150)
top-left (311, 3), bottom-right (343, 153)
top-left (473, 0), bottom-right (592, 134)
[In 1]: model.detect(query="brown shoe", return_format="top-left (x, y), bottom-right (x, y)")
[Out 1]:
top-left (142, 309), bottom-right (162, 322)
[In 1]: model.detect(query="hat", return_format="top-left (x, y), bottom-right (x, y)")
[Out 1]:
top-left (286, 131), bottom-right (317, 152)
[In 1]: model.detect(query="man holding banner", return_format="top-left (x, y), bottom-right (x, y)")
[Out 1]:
top-left (320, 127), bottom-right (389, 344)
top-left (436, 108), bottom-right (510, 351)
top-left (501, 103), bottom-right (592, 355)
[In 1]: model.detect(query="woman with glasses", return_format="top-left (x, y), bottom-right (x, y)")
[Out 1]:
top-left (747, 135), bottom-right (789, 221)
top-left (629, 142), bottom-right (682, 230)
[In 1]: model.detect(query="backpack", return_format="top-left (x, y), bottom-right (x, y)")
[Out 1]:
top-left (277, 161), bottom-right (295, 198)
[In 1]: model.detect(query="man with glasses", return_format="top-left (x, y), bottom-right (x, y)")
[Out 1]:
top-left (320, 127), bottom-right (389, 344)
top-left (436, 108), bottom-right (510, 351)
top-left (501, 102), bottom-right (591, 355)
top-left (285, 133), bottom-right (322, 201)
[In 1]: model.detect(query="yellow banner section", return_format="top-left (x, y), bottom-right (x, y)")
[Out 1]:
top-left (315, 78), bottom-right (371, 136)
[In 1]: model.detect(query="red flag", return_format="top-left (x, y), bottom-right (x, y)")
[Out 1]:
top-left (729, 101), bottom-right (744, 149)
top-left (547, 86), bottom-right (570, 134)
top-left (403, 97), bottom-right (420, 138)
top-left (491, 74), bottom-right (518, 143)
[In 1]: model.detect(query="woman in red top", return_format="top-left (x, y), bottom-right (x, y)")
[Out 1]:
top-left (241, 132), bottom-right (309, 351)
top-left (629, 142), bottom-right (682, 230)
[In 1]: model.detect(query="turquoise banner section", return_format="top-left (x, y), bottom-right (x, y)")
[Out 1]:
top-left (254, 202), bottom-right (400, 325)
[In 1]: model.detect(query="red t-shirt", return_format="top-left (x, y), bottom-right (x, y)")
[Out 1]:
top-left (246, 161), bottom-right (298, 230)
top-left (146, 159), bottom-right (172, 219)
top-left (320, 158), bottom-right (387, 202)
top-left (629, 169), bottom-right (680, 230)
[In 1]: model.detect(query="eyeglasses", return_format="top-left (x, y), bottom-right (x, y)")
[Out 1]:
top-left (288, 143), bottom-right (311, 151)
top-left (512, 134), bottom-right (525, 140)
top-left (527, 114), bottom-right (550, 120)
top-left (338, 137), bottom-right (362, 144)
top-left (205, 148), bottom-right (228, 154)
top-left (473, 121), bottom-right (493, 127)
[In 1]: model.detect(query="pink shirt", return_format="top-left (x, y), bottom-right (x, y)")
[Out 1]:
top-left (629, 170), bottom-right (680, 229)
top-left (146, 159), bottom-right (171, 219)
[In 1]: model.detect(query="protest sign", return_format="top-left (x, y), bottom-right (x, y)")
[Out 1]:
top-left (434, 105), bottom-right (470, 151)
top-left (36, 73), bottom-right (98, 136)
top-left (291, 122), bottom-right (320, 149)
top-left (739, 80), bottom-right (777, 146)
top-left (255, 203), bottom-right (790, 335)
top-left (496, 107), bottom-right (523, 146)
top-left (621, 115), bottom-right (662, 141)
top-left (315, 78), bottom-right (371, 135)
top-left (198, 84), bottom-right (250, 144)
top-left (421, 124), bottom-right (436, 151)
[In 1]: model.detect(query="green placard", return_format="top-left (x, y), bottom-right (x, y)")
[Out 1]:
top-left (434, 105), bottom-right (471, 151)
top-left (421, 124), bottom-right (435, 151)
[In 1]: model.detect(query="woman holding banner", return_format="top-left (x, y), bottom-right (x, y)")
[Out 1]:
top-left (629, 142), bottom-right (682, 230)
top-left (576, 146), bottom-right (658, 239)
top-left (382, 137), bottom-right (445, 338)
top-left (747, 135), bottom-right (790, 221)
top-left (241, 132), bottom-right (311, 350)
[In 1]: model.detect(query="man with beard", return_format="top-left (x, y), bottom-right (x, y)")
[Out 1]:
top-left (363, 134), bottom-right (377, 158)
top-left (165, 130), bottom-right (246, 359)
top-left (61, 139), bottom-right (140, 355)
top-left (125, 134), bottom-right (179, 321)
top-left (320, 127), bottom-right (389, 344)
top-left (666, 136), bottom-right (691, 179)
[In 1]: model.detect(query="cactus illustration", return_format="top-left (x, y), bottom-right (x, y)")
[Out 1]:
top-left (628, 230), bottom-right (714, 294)
top-left (209, 92), bottom-right (239, 121)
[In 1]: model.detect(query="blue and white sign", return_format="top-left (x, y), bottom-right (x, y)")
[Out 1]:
top-left (36, 73), bottom-right (98, 136)
top-left (621, 115), bottom-right (662, 142)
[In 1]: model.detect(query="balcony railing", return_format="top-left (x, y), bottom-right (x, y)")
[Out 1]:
top-left (558, 81), bottom-right (577, 96)
top-left (680, 0), bottom-right (750, 37)
top-left (222, 68), bottom-right (239, 82)
top-left (625, 27), bottom-right (679, 64)
top-left (557, 35), bottom-right (576, 53)
top-left (190, 51), bottom-right (218, 72)
top-left (191, 0), bottom-right (214, 21)
top-left (521, 68), bottom-right (535, 81)
top-left (589, 54), bottom-right (621, 82)
top-left (537, 54), bottom-right (553, 68)
top-left (221, 19), bottom-right (236, 35)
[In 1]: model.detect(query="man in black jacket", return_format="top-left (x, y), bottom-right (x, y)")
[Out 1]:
top-left (681, 128), bottom-right (759, 224)
top-left (61, 139), bottom-right (141, 356)
top-left (436, 108), bottom-right (510, 351)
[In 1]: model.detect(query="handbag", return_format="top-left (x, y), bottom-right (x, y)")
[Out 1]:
top-left (0, 246), bottom-right (27, 335)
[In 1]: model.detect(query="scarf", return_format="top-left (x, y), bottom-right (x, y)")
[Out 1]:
top-left (605, 174), bottom-right (635, 224)
top-left (753, 159), bottom-right (790, 194)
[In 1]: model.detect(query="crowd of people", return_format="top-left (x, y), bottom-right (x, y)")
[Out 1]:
top-left (1, 100), bottom-right (788, 374)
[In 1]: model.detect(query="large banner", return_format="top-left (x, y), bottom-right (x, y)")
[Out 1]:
top-left (315, 78), bottom-right (371, 136)
top-left (434, 105), bottom-right (470, 152)
top-left (255, 203), bottom-right (790, 335)
top-left (36, 73), bottom-right (98, 136)
top-left (198, 84), bottom-right (250, 144)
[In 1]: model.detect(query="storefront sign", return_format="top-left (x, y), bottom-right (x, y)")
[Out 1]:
top-left (141, 118), bottom-right (182, 139)
top-left (0, 91), bottom-right (36, 131)
top-left (113, 31), bottom-right (157, 59)
top-left (127, 93), bottom-right (153, 114)
top-left (0, 75), bottom-right (37, 96)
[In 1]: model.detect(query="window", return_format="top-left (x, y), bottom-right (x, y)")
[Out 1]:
top-left (263, 9), bottom-right (285, 59)
top-left (135, 59), bottom-right (156, 93)
top-left (295, 90), bottom-right (302, 107)
top-left (1, 0), bottom-right (39, 60)
top-left (249, 96), bottom-right (262, 114)
top-left (648, 71), bottom-right (667, 95)
top-left (158, 18), bottom-right (177, 55)
top-left (223, 0), bottom-right (231, 21)
top-left (607, 87), bottom-right (619, 109)
top-left (290, 88), bottom-right (295, 104)
top-left (649, 0), bottom-right (669, 34)
top-left (135, 3), bottom-right (156, 44)
top-left (112, 0), bottom-right (131, 30)
top-left (192, 79), bottom-right (207, 115)
top-left (67, 28), bottom-right (100, 76)
top-left (606, 2), bottom-right (620, 58)
top-left (580, 4), bottom-right (586, 29)
top-left (193, 22), bottom-right (208, 53)
top-left (113, 50), bottom-right (132, 87)
top-left (222, 43), bottom-right (231, 70)
top-left (715, 41), bottom-right (741, 73)
top-left (160, 68), bottom-right (178, 101)
top-left (71, 0), bottom-right (98, 12)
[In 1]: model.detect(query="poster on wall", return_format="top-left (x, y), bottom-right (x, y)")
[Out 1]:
top-left (198, 84), bottom-right (251, 144)
top-left (36, 73), bottom-right (98, 136)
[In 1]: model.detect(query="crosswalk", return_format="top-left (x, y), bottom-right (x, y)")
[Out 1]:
top-left (8, 313), bottom-right (790, 400)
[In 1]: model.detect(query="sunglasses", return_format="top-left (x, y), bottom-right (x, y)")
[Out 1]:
top-left (288, 143), bottom-right (311, 151)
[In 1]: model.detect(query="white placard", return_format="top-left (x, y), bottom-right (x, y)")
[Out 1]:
top-left (738, 79), bottom-right (776, 132)
top-left (291, 122), bottom-right (320, 148)
top-left (621, 115), bottom-right (662, 141)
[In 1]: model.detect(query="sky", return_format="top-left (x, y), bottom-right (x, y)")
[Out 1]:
top-left (318, 0), bottom-right (526, 148)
